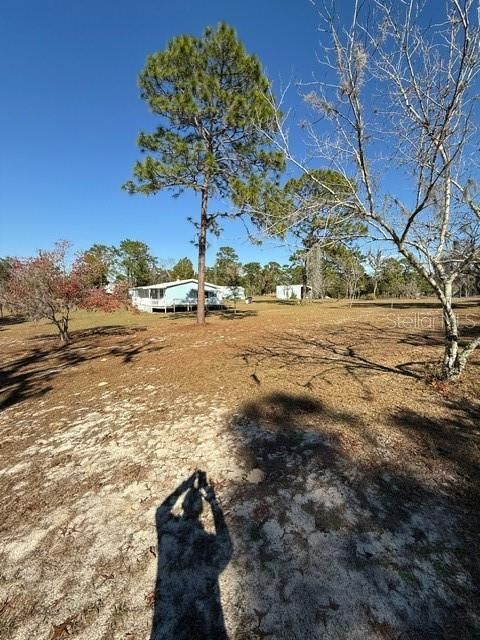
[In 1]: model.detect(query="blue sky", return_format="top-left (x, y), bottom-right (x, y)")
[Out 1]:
top-left (0, 0), bottom-right (332, 267)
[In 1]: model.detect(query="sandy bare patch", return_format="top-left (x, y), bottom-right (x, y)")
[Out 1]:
top-left (1, 301), bottom-right (479, 638)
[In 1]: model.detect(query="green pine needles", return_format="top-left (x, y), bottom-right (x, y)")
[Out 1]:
top-left (123, 22), bottom-right (284, 323)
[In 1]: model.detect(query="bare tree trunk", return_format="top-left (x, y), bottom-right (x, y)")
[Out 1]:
top-left (439, 279), bottom-right (480, 379)
top-left (59, 327), bottom-right (70, 344)
top-left (197, 187), bottom-right (208, 325)
top-left (54, 316), bottom-right (70, 344)
top-left (441, 281), bottom-right (459, 378)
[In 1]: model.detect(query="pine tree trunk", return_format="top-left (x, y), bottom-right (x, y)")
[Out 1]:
top-left (318, 250), bottom-right (325, 299)
top-left (301, 262), bottom-right (308, 302)
top-left (197, 188), bottom-right (208, 325)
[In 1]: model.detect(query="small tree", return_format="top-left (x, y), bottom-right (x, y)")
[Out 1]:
top-left (219, 250), bottom-right (243, 313)
top-left (5, 242), bottom-right (119, 344)
top-left (124, 22), bottom-right (284, 324)
top-left (366, 250), bottom-right (385, 299)
top-left (212, 247), bottom-right (241, 284)
top-left (260, 261), bottom-right (284, 294)
top-left (116, 239), bottom-right (157, 287)
top-left (242, 262), bottom-right (263, 296)
top-left (379, 258), bottom-right (408, 298)
top-left (84, 244), bottom-right (117, 288)
top-left (332, 247), bottom-right (365, 302)
top-left (171, 257), bottom-right (195, 280)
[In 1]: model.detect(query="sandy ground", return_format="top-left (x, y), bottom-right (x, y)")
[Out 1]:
top-left (0, 299), bottom-right (479, 639)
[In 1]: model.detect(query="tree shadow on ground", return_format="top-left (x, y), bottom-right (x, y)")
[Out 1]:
top-left (223, 392), bottom-right (479, 639)
top-left (374, 311), bottom-right (480, 348)
top-left (354, 300), bottom-right (480, 309)
top-left (397, 332), bottom-right (445, 347)
top-left (0, 315), bottom-right (25, 330)
top-left (72, 324), bottom-right (148, 338)
top-left (163, 310), bottom-right (258, 321)
top-left (216, 309), bottom-right (258, 320)
top-left (150, 471), bottom-right (232, 640)
top-left (0, 333), bottom-right (165, 411)
top-left (29, 324), bottom-right (148, 342)
top-left (249, 299), bottom-right (297, 305)
top-left (392, 401), bottom-right (480, 506)
top-left (241, 326), bottom-right (427, 391)
top-left (460, 323), bottom-right (480, 339)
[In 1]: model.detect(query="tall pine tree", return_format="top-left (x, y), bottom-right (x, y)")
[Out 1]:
top-left (123, 23), bottom-right (284, 323)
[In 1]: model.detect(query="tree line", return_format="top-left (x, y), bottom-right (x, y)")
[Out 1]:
top-left (71, 240), bottom-right (452, 299)
top-left (0, 238), bottom-right (448, 341)
top-left (3, 5), bottom-right (480, 380)
top-left (120, 10), bottom-right (480, 379)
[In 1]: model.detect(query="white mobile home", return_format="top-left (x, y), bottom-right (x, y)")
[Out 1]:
top-left (130, 279), bottom-right (223, 313)
top-left (276, 284), bottom-right (312, 300)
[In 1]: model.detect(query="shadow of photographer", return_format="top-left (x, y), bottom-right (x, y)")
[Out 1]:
top-left (150, 471), bottom-right (232, 640)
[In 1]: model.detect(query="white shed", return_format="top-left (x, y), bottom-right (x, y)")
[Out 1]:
top-left (275, 284), bottom-right (311, 300)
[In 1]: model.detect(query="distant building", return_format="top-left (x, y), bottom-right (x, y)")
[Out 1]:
top-left (217, 285), bottom-right (246, 301)
top-left (129, 279), bottom-right (244, 313)
top-left (275, 284), bottom-right (312, 300)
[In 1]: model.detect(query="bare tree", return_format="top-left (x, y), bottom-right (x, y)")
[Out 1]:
top-left (5, 242), bottom-right (121, 344)
top-left (334, 249), bottom-right (365, 303)
top-left (366, 250), bottom-right (386, 298)
top-left (267, 0), bottom-right (480, 379)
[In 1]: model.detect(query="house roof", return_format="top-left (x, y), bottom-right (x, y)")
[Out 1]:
top-left (134, 279), bottom-right (221, 290)
top-left (276, 284), bottom-right (312, 289)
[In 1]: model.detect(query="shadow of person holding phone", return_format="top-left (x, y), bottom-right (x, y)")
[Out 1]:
top-left (150, 471), bottom-right (233, 640)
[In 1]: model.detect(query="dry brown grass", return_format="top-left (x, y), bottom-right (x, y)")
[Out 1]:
top-left (1, 297), bottom-right (479, 639)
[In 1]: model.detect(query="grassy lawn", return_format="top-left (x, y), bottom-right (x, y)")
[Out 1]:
top-left (1, 298), bottom-right (479, 639)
